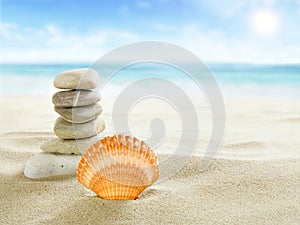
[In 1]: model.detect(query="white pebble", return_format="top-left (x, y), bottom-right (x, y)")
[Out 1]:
top-left (24, 152), bottom-right (81, 179)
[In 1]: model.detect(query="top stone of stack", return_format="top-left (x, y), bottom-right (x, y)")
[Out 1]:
top-left (54, 68), bottom-right (100, 90)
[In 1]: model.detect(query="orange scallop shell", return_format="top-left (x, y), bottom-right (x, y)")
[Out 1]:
top-left (77, 134), bottom-right (159, 200)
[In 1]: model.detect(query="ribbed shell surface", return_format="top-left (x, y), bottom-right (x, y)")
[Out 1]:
top-left (77, 134), bottom-right (159, 200)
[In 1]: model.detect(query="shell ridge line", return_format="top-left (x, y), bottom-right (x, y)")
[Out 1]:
top-left (93, 143), bottom-right (106, 197)
top-left (122, 141), bottom-right (128, 198)
top-left (102, 151), bottom-right (112, 198)
top-left (119, 139), bottom-right (124, 198)
top-left (77, 157), bottom-right (89, 187)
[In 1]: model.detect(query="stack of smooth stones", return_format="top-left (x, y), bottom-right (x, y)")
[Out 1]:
top-left (24, 68), bottom-right (105, 179)
top-left (42, 68), bottom-right (105, 154)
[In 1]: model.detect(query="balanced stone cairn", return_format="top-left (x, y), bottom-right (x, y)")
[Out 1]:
top-left (24, 68), bottom-right (105, 179)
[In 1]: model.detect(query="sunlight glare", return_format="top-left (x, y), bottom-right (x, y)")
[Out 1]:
top-left (250, 10), bottom-right (279, 35)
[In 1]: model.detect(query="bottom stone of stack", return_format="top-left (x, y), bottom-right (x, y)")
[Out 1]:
top-left (24, 152), bottom-right (82, 179)
top-left (41, 135), bottom-right (103, 155)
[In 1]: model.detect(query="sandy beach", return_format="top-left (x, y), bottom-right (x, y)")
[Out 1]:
top-left (0, 96), bottom-right (300, 224)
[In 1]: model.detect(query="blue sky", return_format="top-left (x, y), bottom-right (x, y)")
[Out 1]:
top-left (1, 0), bottom-right (300, 63)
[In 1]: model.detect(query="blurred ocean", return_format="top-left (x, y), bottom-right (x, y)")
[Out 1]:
top-left (0, 63), bottom-right (300, 98)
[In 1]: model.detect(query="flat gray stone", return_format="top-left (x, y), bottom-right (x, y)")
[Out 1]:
top-left (40, 135), bottom-right (102, 154)
top-left (54, 103), bottom-right (102, 123)
top-left (52, 90), bottom-right (101, 107)
top-left (24, 152), bottom-right (81, 179)
top-left (54, 116), bottom-right (105, 139)
top-left (54, 68), bottom-right (100, 89)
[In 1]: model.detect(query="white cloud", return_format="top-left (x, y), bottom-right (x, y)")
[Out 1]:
top-left (222, 0), bottom-right (248, 17)
top-left (0, 21), bottom-right (299, 64)
top-left (0, 23), bottom-right (140, 63)
top-left (153, 23), bottom-right (300, 63)
top-left (264, 0), bottom-right (275, 5)
top-left (44, 25), bottom-right (63, 44)
top-left (0, 22), bottom-right (23, 41)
